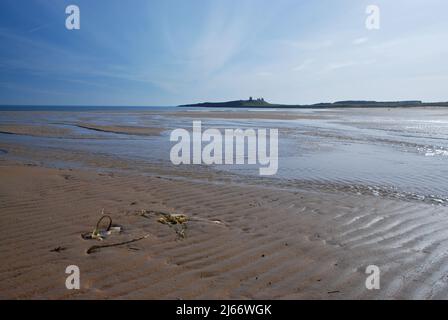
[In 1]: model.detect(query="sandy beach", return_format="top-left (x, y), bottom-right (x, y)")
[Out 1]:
top-left (1, 108), bottom-right (448, 299)
top-left (2, 162), bottom-right (448, 299)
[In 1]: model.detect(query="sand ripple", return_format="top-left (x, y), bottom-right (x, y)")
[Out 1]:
top-left (1, 165), bottom-right (448, 299)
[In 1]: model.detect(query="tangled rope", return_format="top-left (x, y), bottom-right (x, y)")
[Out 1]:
top-left (86, 234), bottom-right (150, 254)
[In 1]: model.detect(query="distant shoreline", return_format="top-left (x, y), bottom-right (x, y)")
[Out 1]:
top-left (2, 101), bottom-right (448, 110)
top-left (179, 99), bottom-right (448, 109)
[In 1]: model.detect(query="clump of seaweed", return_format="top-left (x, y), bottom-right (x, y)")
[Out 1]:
top-left (136, 209), bottom-right (188, 240)
top-left (157, 213), bottom-right (188, 225)
top-left (158, 214), bottom-right (188, 240)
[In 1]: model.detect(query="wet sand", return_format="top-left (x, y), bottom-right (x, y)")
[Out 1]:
top-left (1, 108), bottom-right (448, 299)
top-left (0, 124), bottom-right (73, 138)
top-left (1, 161), bottom-right (448, 299)
top-left (0, 123), bottom-right (164, 138)
top-left (75, 123), bottom-right (164, 136)
top-left (166, 110), bottom-right (331, 120)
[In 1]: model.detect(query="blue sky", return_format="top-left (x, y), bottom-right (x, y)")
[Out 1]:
top-left (0, 0), bottom-right (447, 106)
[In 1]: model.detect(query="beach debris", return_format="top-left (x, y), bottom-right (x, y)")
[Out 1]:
top-left (50, 246), bottom-right (66, 253)
top-left (80, 210), bottom-right (150, 254)
top-left (157, 213), bottom-right (188, 225)
top-left (136, 209), bottom-right (152, 218)
top-left (86, 234), bottom-right (150, 254)
top-left (81, 211), bottom-right (122, 241)
top-left (157, 213), bottom-right (188, 240)
top-left (137, 209), bottom-right (166, 219)
top-left (136, 209), bottom-right (189, 240)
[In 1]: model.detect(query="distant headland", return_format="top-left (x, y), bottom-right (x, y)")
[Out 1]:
top-left (179, 97), bottom-right (448, 108)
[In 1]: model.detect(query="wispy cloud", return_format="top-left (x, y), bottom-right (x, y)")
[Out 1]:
top-left (293, 59), bottom-right (314, 72)
top-left (256, 71), bottom-right (273, 77)
top-left (282, 39), bottom-right (334, 51)
top-left (327, 59), bottom-right (376, 71)
top-left (352, 37), bottom-right (368, 45)
top-left (185, 1), bottom-right (263, 77)
top-left (28, 23), bottom-right (52, 34)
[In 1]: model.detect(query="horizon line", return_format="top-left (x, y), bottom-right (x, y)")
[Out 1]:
top-left (2, 99), bottom-right (448, 108)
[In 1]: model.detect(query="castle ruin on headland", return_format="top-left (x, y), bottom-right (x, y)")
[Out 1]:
top-left (249, 97), bottom-right (265, 102)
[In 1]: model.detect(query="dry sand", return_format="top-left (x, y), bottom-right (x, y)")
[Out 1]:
top-left (1, 162), bottom-right (448, 299)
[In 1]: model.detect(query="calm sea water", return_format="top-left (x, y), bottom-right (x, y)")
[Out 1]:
top-left (0, 106), bottom-right (173, 112)
top-left (1, 106), bottom-right (448, 204)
